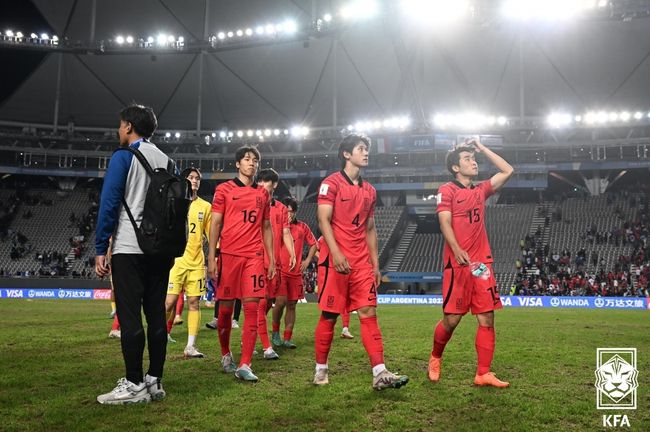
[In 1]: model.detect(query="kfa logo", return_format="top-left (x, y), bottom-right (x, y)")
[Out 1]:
top-left (595, 348), bottom-right (638, 410)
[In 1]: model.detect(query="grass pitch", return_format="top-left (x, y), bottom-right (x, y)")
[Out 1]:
top-left (0, 300), bottom-right (648, 431)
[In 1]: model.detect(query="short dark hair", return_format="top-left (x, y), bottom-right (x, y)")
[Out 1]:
top-left (180, 167), bottom-right (201, 179)
top-left (282, 196), bottom-right (298, 212)
top-left (338, 133), bottom-right (371, 169)
top-left (446, 146), bottom-right (475, 177)
top-left (119, 104), bottom-right (157, 138)
top-left (258, 168), bottom-right (279, 183)
top-left (235, 146), bottom-right (261, 164)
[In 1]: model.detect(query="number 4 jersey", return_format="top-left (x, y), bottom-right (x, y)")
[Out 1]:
top-left (211, 178), bottom-right (271, 258)
top-left (317, 170), bottom-right (376, 270)
top-left (436, 179), bottom-right (495, 269)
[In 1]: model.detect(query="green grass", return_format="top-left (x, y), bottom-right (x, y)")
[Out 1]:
top-left (0, 300), bottom-right (648, 432)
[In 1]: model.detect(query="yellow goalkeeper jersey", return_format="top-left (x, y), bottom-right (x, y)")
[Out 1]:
top-left (173, 197), bottom-right (211, 270)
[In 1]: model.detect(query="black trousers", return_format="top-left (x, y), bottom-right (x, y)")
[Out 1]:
top-left (111, 254), bottom-right (174, 384)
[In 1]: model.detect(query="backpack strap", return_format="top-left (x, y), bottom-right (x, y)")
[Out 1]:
top-left (112, 146), bottom-right (154, 232)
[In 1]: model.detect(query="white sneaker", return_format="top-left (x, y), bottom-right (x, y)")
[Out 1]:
top-left (313, 367), bottom-right (329, 386)
top-left (341, 328), bottom-right (354, 339)
top-left (372, 369), bottom-right (409, 391)
top-left (108, 329), bottom-right (121, 339)
top-left (221, 352), bottom-right (237, 373)
top-left (231, 319), bottom-right (240, 329)
top-left (183, 345), bottom-right (205, 359)
top-left (167, 334), bottom-right (176, 343)
top-left (205, 317), bottom-right (217, 329)
top-left (144, 374), bottom-right (166, 401)
top-left (263, 347), bottom-right (280, 360)
top-left (97, 378), bottom-right (151, 405)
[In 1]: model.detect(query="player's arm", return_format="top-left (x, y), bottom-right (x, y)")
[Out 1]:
top-left (439, 210), bottom-right (470, 265)
top-left (469, 138), bottom-right (514, 192)
top-left (365, 215), bottom-right (381, 287)
top-left (263, 219), bottom-right (276, 279)
top-left (207, 212), bottom-right (223, 281)
top-left (318, 203), bottom-right (350, 274)
top-left (203, 208), bottom-right (212, 244)
top-left (301, 243), bottom-right (318, 273)
top-left (282, 227), bottom-right (296, 270)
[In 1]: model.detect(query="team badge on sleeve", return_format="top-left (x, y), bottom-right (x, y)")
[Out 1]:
top-left (319, 184), bottom-right (330, 196)
top-left (197, 212), bottom-right (204, 221)
top-left (436, 193), bottom-right (442, 205)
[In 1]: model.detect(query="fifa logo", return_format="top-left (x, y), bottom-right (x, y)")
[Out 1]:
top-left (594, 348), bottom-right (638, 410)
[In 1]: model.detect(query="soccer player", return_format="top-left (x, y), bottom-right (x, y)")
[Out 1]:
top-left (164, 167), bottom-right (211, 359)
top-left (313, 134), bottom-right (408, 390)
top-left (257, 169), bottom-right (296, 358)
top-left (271, 197), bottom-right (317, 348)
top-left (428, 139), bottom-right (514, 388)
top-left (207, 147), bottom-right (275, 382)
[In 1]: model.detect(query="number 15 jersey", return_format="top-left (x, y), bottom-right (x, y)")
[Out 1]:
top-left (212, 178), bottom-right (271, 258)
top-left (436, 180), bottom-right (495, 269)
top-left (317, 170), bottom-right (376, 270)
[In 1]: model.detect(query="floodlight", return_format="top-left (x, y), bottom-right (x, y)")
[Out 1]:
top-left (273, 129), bottom-right (280, 136)
top-left (283, 20), bottom-right (298, 34)
top-left (246, 130), bottom-right (254, 137)
top-left (236, 29), bottom-right (243, 37)
top-left (245, 28), bottom-right (253, 36)
top-left (41, 33), bottom-right (49, 40)
top-left (620, 111), bottom-right (631, 121)
top-left (115, 35), bottom-right (125, 44)
top-left (174, 132), bottom-right (181, 138)
top-left (126, 36), bottom-right (134, 43)
top-left (157, 34), bottom-right (167, 45)
top-left (236, 130), bottom-right (244, 137)
top-left (217, 32), bottom-right (225, 40)
top-left (165, 132), bottom-right (171, 138)
top-left (324, 13), bottom-right (333, 22)
top-left (218, 131), bottom-right (226, 138)
top-left (16, 32), bottom-right (23, 38)
top-left (5, 30), bottom-right (13, 37)
top-left (167, 35), bottom-right (175, 43)
top-left (634, 112), bottom-right (643, 120)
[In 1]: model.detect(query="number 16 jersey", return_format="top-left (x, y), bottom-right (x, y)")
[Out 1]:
top-left (212, 177), bottom-right (270, 258)
top-left (317, 170), bottom-right (376, 270)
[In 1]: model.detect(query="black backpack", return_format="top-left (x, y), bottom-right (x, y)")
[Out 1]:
top-left (114, 146), bottom-right (192, 257)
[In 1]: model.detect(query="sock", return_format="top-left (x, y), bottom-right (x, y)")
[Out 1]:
top-left (217, 304), bottom-right (233, 356)
top-left (240, 302), bottom-right (258, 367)
top-left (475, 325), bottom-right (495, 375)
top-left (176, 293), bottom-right (185, 317)
top-left (314, 315), bottom-right (335, 365)
top-left (111, 314), bottom-right (120, 331)
top-left (110, 301), bottom-right (116, 313)
top-left (187, 335), bottom-right (196, 347)
top-left (341, 311), bottom-right (350, 328)
top-left (272, 322), bottom-right (280, 333)
top-left (187, 309), bottom-right (200, 345)
top-left (283, 328), bottom-right (293, 342)
top-left (359, 316), bottom-right (384, 367)
top-left (432, 320), bottom-right (453, 358)
top-left (257, 298), bottom-right (271, 350)
top-left (372, 364), bottom-right (387, 377)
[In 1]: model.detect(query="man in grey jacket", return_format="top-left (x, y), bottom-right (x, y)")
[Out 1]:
top-left (95, 104), bottom-right (176, 404)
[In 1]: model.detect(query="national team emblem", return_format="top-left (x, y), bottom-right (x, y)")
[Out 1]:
top-left (256, 197), bottom-right (263, 209)
top-left (363, 197), bottom-right (370, 211)
top-left (319, 183), bottom-right (329, 196)
top-left (595, 348), bottom-right (638, 410)
top-left (327, 295), bottom-right (335, 308)
top-left (197, 212), bottom-right (204, 221)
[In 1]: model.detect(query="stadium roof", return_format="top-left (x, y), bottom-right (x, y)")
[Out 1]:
top-left (2, 0), bottom-right (650, 130)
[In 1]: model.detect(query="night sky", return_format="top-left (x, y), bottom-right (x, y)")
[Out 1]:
top-left (0, 0), bottom-right (53, 105)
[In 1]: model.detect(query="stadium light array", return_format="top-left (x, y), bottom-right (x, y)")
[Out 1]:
top-left (433, 113), bottom-right (508, 130)
top-left (340, 0), bottom-right (380, 20)
top-left (210, 19), bottom-right (301, 47)
top-left (400, 0), bottom-right (472, 23)
top-left (547, 109), bottom-right (650, 127)
top-left (346, 116), bottom-right (411, 133)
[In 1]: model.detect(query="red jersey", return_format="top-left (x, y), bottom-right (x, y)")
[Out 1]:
top-left (264, 199), bottom-right (290, 268)
top-left (281, 219), bottom-right (316, 276)
top-left (317, 171), bottom-right (376, 269)
top-left (436, 179), bottom-right (495, 269)
top-left (211, 178), bottom-right (271, 258)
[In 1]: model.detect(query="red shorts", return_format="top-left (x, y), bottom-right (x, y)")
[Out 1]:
top-left (317, 264), bottom-right (376, 314)
top-left (265, 267), bottom-right (281, 298)
top-left (279, 273), bottom-right (304, 302)
top-left (442, 263), bottom-right (502, 315)
top-left (217, 253), bottom-right (265, 300)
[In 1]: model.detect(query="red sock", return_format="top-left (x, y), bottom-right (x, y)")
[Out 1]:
top-left (217, 304), bottom-right (233, 356)
top-left (176, 293), bottom-right (184, 316)
top-left (341, 310), bottom-right (350, 328)
top-left (283, 328), bottom-right (293, 342)
top-left (240, 302), bottom-right (258, 367)
top-left (314, 315), bottom-right (335, 364)
top-left (111, 315), bottom-right (120, 331)
top-left (257, 298), bottom-right (271, 350)
top-left (475, 325), bottom-right (495, 375)
top-left (359, 316), bottom-right (384, 367)
top-left (166, 318), bottom-right (173, 334)
top-left (272, 322), bottom-right (280, 333)
top-left (432, 320), bottom-right (453, 358)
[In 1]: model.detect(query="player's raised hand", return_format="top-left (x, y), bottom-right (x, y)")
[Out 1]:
top-left (332, 250), bottom-right (351, 274)
top-left (465, 137), bottom-right (484, 152)
top-left (453, 247), bottom-right (470, 266)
